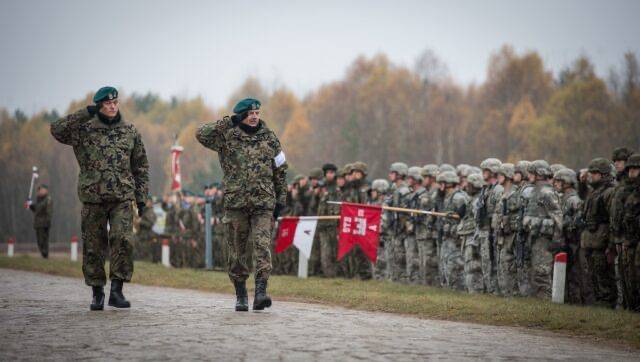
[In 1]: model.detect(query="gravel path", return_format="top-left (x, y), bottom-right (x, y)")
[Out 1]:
top-left (0, 268), bottom-right (637, 361)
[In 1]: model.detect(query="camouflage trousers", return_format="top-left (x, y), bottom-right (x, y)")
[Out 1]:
top-left (478, 229), bottom-right (497, 294)
top-left (566, 243), bottom-right (583, 304)
top-left (224, 209), bottom-right (272, 283)
top-left (579, 247), bottom-right (616, 307)
top-left (616, 243), bottom-right (639, 311)
top-left (417, 237), bottom-right (439, 286)
top-left (462, 234), bottom-right (484, 293)
top-left (309, 232), bottom-right (323, 276)
top-left (319, 226), bottom-right (338, 278)
top-left (389, 232), bottom-right (408, 282)
top-left (404, 234), bottom-right (421, 283)
top-left (35, 227), bottom-right (49, 258)
top-left (373, 234), bottom-right (390, 281)
top-left (497, 233), bottom-right (518, 297)
top-left (81, 201), bottom-right (134, 287)
top-left (441, 235), bottom-right (465, 290)
top-left (529, 236), bottom-right (553, 299)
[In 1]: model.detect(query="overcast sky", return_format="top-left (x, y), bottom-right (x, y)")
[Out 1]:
top-left (1, 0), bottom-right (638, 114)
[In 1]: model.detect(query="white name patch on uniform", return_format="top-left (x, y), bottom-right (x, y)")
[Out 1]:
top-left (274, 151), bottom-right (286, 168)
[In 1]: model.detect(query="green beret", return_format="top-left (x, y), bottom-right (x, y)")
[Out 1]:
top-left (233, 98), bottom-right (261, 114)
top-left (93, 86), bottom-right (118, 103)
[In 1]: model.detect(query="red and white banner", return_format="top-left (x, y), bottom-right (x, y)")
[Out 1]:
top-left (337, 202), bottom-right (382, 263)
top-left (274, 217), bottom-right (318, 258)
top-left (170, 144), bottom-right (184, 191)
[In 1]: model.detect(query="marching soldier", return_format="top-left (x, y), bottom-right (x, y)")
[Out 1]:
top-left (28, 185), bottom-right (53, 259)
top-left (51, 86), bottom-right (149, 310)
top-left (196, 97), bottom-right (287, 311)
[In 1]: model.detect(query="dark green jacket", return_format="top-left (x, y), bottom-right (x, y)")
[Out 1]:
top-left (30, 195), bottom-right (52, 228)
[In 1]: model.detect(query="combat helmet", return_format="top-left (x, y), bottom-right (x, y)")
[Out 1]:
top-left (550, 164), bottom-right (567, 175)
top-left (436, 170), bottom-right (460, 184)
top-left (587, 158), bottom-right (613, 175)
top-left (554, 168), bottom-right (577, 187)
top-left (438, 163), bottom-right (456, 174)
top-left (371, 179), bottom-right (390, 193)
top-left (421, 164), bottom-right (439, 178)
top-left (352, 161), bottom-right (368, 176)
top-left (531, 159), bottom-right (552, 178)
top-left (497, 163), bottom-right (515, 179)
top-left (612, 147), bottom-right (634, 162)
top-left (515, 160), bottom-right (531, 178)
top-left (407, 166), bottom-right (423, 182)
top-left (389, 162), bottom-right (409, 177)
top-left (309, 167), bottom-right (324, 180)
top-left (480, 158), bottom-right (502, 174)
top-left (466, 173), bottom-right (485, 189)
top-left (625, 154), bottom-right (640, 169)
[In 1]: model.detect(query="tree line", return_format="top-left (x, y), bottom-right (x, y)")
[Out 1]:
top-left (1, 45), bottom-right (638, 244)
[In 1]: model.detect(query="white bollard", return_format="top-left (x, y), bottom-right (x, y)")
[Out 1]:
top-left (7, 237), bottom-right (15, 257)
top-left (297, 251), bottom-right (308, 279)
top-left (70, 236), bottom-right (78, 262)
top-left (552, 252), bottom-right (567, 304)
top-left (162, 239), bottom-right (171, 267)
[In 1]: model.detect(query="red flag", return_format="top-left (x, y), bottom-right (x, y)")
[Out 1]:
top-left (171, 144), bottom-right (184, 191)
top-left (275, 217), bottom-right (298, 253)
top-left (338, 202), bottom-right (382, 263)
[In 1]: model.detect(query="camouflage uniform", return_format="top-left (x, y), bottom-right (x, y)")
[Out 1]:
top-left (29, 194), bottom-right (53, 258)
top-left (343, 161), bottom-right (372, 279)
top-left (614, 153), bottom-right (640, 310)
top-left (417, 164), bottom-right (440, 286)
top-left (196, 116), bottom-right (287, 283)
top-left (388, 163), bottom-right (411, 283)
top-left (459, 174), bottom-right (485, 293)
top-left (522, 161), bottom-right (563, 300)
top-left (307, 167), bottom-right (324, 276)
top-left (515, 161), bottom-right (535, 296)
top-left (436, 171), bottom-right (468, 290)
top-left (51, 107), bottom-right (149, 287)
top-left (136, 204), bottom-right (157, 261)
top-left (317, 177), bottom-right (342, 277)
top-left (495, 164), bottom-right (520, 297)
top-left (555, 169), bottom-right (584, 304)
top-left (369, 179), bottom-right (390, 280)
top-left (476, 158), bottom-right (503, 294)
top-left (578, 158), bottom-right (616, 307)
top-left (404, 167), bottom-right (426, 284)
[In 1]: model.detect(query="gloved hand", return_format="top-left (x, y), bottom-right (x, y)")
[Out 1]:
top-left (230, 111), bottom-right (248, 126)
top-left (273, 203), bottom-right (284, 220)
top-left (87, 105), bottom-right (98, 116)
top-left (137, 202), bottom-right (145, 217)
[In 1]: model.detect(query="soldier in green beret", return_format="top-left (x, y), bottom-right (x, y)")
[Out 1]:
top-left (196, 97), bottom-right (288, 311)
top-left (51, 86), bottom-right (150, 311)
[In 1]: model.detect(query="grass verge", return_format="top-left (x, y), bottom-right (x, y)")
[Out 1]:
top-left (1, 254), bottom-right (639, 349)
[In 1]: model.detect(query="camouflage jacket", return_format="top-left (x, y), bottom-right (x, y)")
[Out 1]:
top-left (50, 108), bottom-right (149, 204)
top-left (317, 180), bottom-right (341, 229)
top-left (476, 183), bottom-right (503, 230)
top-left (523, 182), bottom-right (563, 242)
top-left (560, 189), bottom-right (583, 244)
top-left (417, 186), bottom-right (440, 239)
top-left (30, 194), bottom-right (52, 228)
top-left (196, 117), bottom-right (287, 210)
top-left (580, 178), bottom-right (615, 249)
top-left (621, 180), bottom-right (640, 245)
top-left (495, 184), bottom-right (519, 236)
top-left (138, 206), bottom-right (157, 232)
top-left (437, 189), bottom-right (468, 238)
top-left (609, 176), bottom-right (635, 242)
top-left (457, 191), bottom-right (479, 236)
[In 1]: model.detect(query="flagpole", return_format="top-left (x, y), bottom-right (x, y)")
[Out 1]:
top-left (326, 201), bottom-right (459, 220)
top-left (277, 215), bottom-right (340, 221)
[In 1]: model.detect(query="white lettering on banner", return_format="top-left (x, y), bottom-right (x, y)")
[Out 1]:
top-left (342, 217), bottom-right (352, 233)
top-left (343, 208), bottom-right (368, 236)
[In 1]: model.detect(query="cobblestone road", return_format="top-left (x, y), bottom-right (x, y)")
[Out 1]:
top-left (0, 269), bottom-right (637, 361)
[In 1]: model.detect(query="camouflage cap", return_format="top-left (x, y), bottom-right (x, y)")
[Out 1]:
top-left (625, 154), bottom-right (640, 169)
top-left (293, 174), bottom-right (306, 183)
top-left (531, 159), bottom-right (552, 177)
top-left (351, 161), bottom-right (368, 175)
top-left (344, 163), bottom-right (355, 175)
top-left (337, 167), bottom-right (348, 178)
top-left (549, 164), bottom-right (567, 174)
top-left (389, 162), bottom-right (409, 177)
top-left (466, 173), bottom-right (485, 188)
top-left (612, 147), bottom-right (634, 162)
top-left (309, 167), bottom-right (324, 180)
top-left (421, 164), bottom-right (439, 178)
top-left (588, 158), bottom-right (613, 174)
top-left (497, 163), bottom-right (515, 179)
top-left (407, 166), bottom-right (423, 182)
top-left (480, 158), bottom-right (502, 173)
top-left (554, 168), bottom-right (577, 186)
top-left (436, 170), bottom-right (460, 184)
top-left (371, 179), bottom-right (390, 193)
top-left (515, 160), bottom-right (531, 178)
top-left (93, 86), bottom-right (118, 103)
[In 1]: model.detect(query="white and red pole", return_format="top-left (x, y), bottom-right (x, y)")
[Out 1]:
top-left (552, 252), bottom-right (567, 304)
top-left (70, 236), bottom-right (78, 262)
top-left (7, 237), bottom-right (15, 257)
top-left (162, 239), bottom-right (170, 267)
top-left (170, 143), bottom-right (184, 192)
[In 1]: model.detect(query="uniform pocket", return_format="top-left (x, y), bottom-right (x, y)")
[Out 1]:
top-left (540, 219), bottom-right (555, 237)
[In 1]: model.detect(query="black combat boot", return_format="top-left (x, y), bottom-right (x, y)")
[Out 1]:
top-left (90, 286), bottom-right (104, 311)
top-left (253, 278), bottom-right (272, 310)
top-left (108, 279), bottom-right (131, 308)
top-left (234, 281), bottom-right (249, 312)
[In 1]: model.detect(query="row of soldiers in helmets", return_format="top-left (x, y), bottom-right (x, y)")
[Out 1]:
top-left (279, 147), bottom-right (640, 311)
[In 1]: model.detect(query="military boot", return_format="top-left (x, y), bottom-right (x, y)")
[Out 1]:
top-left (90, 286), bottom-right (104, 311)
top-left (234, 281), bottom-right (249, 312)
top-left (252, 278), bottom-right (272, 310)
top-left (108, 279), bottom-right (131, 308)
